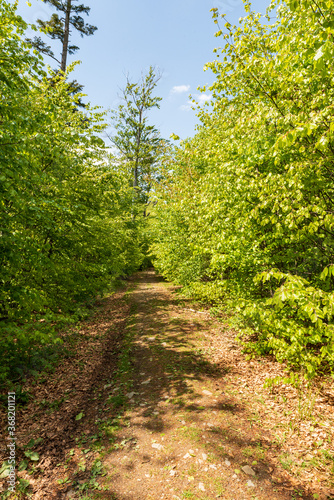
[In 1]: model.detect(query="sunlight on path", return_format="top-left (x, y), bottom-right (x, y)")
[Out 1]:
top-left (100, 270), bottom-right (312, 500)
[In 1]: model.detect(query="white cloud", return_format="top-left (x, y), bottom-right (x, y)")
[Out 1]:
top-left (197, 93), bottom-right (212, 104)
top-left (171, 84), bottom-right (190, 94)
top-left (179, 93), bottom-right (212, 112)
top-left (180, 102), bottom-right (192, 111)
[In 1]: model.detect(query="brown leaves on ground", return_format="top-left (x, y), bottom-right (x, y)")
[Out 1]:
top-left (0, 270), bottom-right (333, 500)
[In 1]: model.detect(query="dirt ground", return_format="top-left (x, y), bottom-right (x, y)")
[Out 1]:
top-left (1, 270), bottom-right (334, 500)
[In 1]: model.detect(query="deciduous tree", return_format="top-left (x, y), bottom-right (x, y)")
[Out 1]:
top-left (151, 0), bottom-right (334, 381)
top-left (109, 67), bottom-right (164, 205)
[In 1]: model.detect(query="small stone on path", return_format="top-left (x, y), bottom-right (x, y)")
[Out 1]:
top-left (152, 443), bottom-right (163, 450)
top-left (203, 390), bottom-right (212, 396)
top-left (247, 480), bottom-right (255, 487)
top-left (65, 489), bottom-right (76, 498)
top-left (242, 465), bottom-right (256, 476)
top-left (198, 482), bottom-right (205, 491)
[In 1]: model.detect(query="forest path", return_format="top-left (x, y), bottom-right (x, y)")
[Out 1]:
top-left (98, 270), bottom-right (314, 500)
top-left (1, 270), bottom-right (326, 500)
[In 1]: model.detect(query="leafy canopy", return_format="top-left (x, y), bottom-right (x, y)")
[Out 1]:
top-left (151, 0), bottom-right (334, 382)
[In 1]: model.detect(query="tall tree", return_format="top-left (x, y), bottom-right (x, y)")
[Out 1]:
top-left (109, 67), bottom-right (163, 205)
top-left (0, 0), bottom-right (145, 385)
top-left (27, 0), bottom-right (97, 72)
top-left (152, 0), bottom-right (334, 381)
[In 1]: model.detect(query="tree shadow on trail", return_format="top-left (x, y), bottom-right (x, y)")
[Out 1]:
top-left (105, 270), bottom-right (315, 500)
top-left (9, 270), bottom-right (315, 500)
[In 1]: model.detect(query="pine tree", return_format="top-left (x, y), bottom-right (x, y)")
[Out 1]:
top-left (27, 0), bottom-right (97, 72)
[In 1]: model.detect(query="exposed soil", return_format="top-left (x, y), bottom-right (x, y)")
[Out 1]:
top-left (1, 270), bottom-right (334, 500)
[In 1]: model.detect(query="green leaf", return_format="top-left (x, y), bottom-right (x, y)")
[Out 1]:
top-left (0, 461), bottom-right (11, 479)
top-left (18, 460), bottom-right (29, 471)
top-left (24, 451), bottom-right (39, 461)
top-left (314, 46), bottom-right (324, 61)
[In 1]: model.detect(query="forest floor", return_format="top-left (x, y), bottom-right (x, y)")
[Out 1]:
top-left (1, 270), bottom-right (334, 500)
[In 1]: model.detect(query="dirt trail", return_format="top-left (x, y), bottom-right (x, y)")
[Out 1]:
top-left (1, 270), bottom-right (331, 499)
top-left (98, 271), bottom-right (314, 500)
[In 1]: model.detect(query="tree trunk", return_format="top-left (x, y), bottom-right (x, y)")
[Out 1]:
top-left (133, 109), bottom-right (143, 189)
top-left (61, 0), bottom-right (71, 72)
top-left (133, 160), bottom-right (138, 189)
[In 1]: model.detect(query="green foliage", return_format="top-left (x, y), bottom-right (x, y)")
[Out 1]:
top-left (0, 1), bottom-right (145, 386)
top-left (24, 451), bottom-right (40, 462)
top-left (109, 66), bottom-right (165, 203)
top-left (151, 0), bottom-right (334, 380)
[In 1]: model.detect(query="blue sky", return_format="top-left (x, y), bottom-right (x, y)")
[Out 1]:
top-left (14, 0), bottom-right (269, 140)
